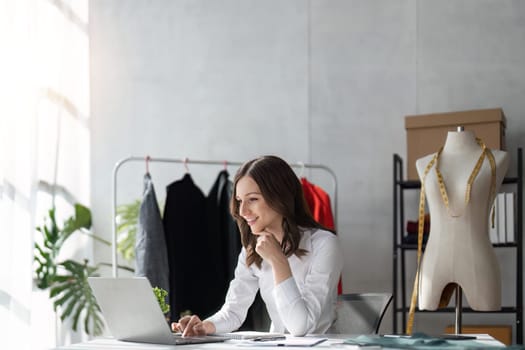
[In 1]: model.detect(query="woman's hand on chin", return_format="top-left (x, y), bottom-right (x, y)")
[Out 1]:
top-left (253, 229), bottom-right (283, 263)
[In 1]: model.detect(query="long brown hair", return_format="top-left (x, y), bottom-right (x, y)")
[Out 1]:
top-left (230, 155), bottom-right (331, 268)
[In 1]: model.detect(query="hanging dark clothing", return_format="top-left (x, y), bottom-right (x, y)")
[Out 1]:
top-left (206, 170), bottom-right (241, 287)
top-left (135, 173), bottom-right (170, 305)
top-left (201, 170), bottom-right (234, 316)
top-left (163, 173), bottom-right (216, 322)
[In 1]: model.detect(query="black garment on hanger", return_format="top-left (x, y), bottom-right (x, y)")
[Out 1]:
top-left (206, 170), bottom-right (241, 284)
top-left (206, 171), bottom-right (229, 311)
top-left (163, 173), bottom-right (218, 322)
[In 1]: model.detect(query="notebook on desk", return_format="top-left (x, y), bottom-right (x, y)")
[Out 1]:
top-left (87, 277), bottom-right (228, 345)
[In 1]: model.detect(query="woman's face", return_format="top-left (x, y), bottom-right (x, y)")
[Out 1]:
top-left (235, 175), bottom-right (283, 237)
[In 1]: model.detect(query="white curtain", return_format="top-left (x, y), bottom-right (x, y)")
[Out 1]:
top-left (0, 0), bottom-right (90, 349)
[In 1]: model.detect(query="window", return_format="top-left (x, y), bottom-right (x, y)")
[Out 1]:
top-left (0, 1), bottom-right (90, 348)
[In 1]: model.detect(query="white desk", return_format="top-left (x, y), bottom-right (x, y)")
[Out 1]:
top-left (50, 334), bottom-right (505, 350)
top-left (50, 337), bottom-right (334, 350)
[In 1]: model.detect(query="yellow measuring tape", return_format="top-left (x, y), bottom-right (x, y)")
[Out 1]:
top-left (406, 138), bottom-right (496, 334)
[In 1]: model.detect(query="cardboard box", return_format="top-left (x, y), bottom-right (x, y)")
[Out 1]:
top-left (444, 324), bottom-right (512, 345)
top-left (405, 108), bottom-right (506, 180)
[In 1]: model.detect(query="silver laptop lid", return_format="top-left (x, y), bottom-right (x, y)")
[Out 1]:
top-left (88, 277), bottom-right (175, 344)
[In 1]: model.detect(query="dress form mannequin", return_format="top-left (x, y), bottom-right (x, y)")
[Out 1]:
top-left (415, 129), bottom-right (509, 311)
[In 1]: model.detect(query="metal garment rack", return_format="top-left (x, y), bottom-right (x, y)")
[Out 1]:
top-left (111, 155), bottom-right (338, 277)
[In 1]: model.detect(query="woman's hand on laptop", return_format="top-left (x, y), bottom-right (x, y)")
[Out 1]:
top-left (171, 315), bottom-right (216, 337)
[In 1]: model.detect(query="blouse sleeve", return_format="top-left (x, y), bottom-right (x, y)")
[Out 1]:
top-left (273, 231), bottom-right (343, 336)
top-left (205, 248), bottom-right (259, 333)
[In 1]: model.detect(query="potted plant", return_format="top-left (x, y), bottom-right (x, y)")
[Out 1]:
top-left (34, 203), bottom-right (105, 335)
top-left (33, 202), bottom-right (168, 336)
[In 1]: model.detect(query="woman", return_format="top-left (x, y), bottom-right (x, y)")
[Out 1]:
top-left (172, 155), bottom-right (343, 336)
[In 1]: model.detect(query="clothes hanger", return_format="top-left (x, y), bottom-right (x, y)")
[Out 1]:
top-left (297, 161), bottom-right (305, 178)
top-left (183, 157), bottom-right (190, 173)
top-left (145, 155), bottom-right (151, 174)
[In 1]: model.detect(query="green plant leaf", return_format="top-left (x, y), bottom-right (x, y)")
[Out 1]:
top-left (153, 286), bottom-right (170, 314)
top-left (33, 203), bottom-right (120, 336)
top-left (60, 204), bottom-right (92, 246)
top-left (116, 199), bottom-right (141, 261)
top-left (50, 259), bottom-right (104, 335)
top-left (34, 208), bottom-right (60, 290)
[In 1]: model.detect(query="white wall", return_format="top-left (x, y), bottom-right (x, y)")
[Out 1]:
top-left (89, 0), bottom-right (525, 338)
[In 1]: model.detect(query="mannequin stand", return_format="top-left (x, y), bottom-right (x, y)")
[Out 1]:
top-left (455, 285), bottom-right (462, 334)
top-left (447, 286), bottom-right (477, 340)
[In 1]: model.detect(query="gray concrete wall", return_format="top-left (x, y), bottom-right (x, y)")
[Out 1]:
top-left (90, 0), bottom-right (525, 338)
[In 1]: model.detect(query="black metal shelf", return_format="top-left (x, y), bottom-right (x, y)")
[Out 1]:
top-left (396, 176), bottom-right (519, 189)
top-left (395, 306), bottom-right (519, 313)
top-left (392, 148), bottom-right (523, 343)
top-left (396, 242), bottom-right (519, 249)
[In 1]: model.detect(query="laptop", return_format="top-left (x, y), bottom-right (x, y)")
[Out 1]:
top-left (87, 277), bottom-right (228, 345)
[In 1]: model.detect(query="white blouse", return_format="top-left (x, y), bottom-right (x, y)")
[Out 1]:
top-left (206, 228), bottom-right (344, 336)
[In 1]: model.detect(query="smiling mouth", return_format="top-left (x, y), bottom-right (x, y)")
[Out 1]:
top-left (245, 217), bottom-right (257, 225)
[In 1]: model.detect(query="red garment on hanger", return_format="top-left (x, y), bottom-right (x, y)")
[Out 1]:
top-left (301, 178), bottom-right (335, 230)
top-left (301, 178), bottom-right (342, 295)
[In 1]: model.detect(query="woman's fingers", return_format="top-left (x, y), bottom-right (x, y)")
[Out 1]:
top-left (171, 315), bottom-right (197, 335)
top-left (255, 231), bottom-right (282, 262)
top-left (255, 235), bottom-right (266, 255)
top-left (172, 315), bottom-right (217, 337)
top-left (171, 321), bottom-right (186, 333)
top-left (181, 315), bottom-right (205, 337)
top-left (256, 230), bottom-right (278, 245)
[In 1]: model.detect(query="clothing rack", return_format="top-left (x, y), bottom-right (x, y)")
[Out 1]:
top-left (111, 155), bottom-right (338, 277)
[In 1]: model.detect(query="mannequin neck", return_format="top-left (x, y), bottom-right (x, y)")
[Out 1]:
top-left (442, 130), bottom-right (480, 154)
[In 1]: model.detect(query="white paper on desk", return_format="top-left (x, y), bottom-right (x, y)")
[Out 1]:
top-left (218, 331), bottom-right (286, 340)
top-left (238, 336), bottom-right (327, 347)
